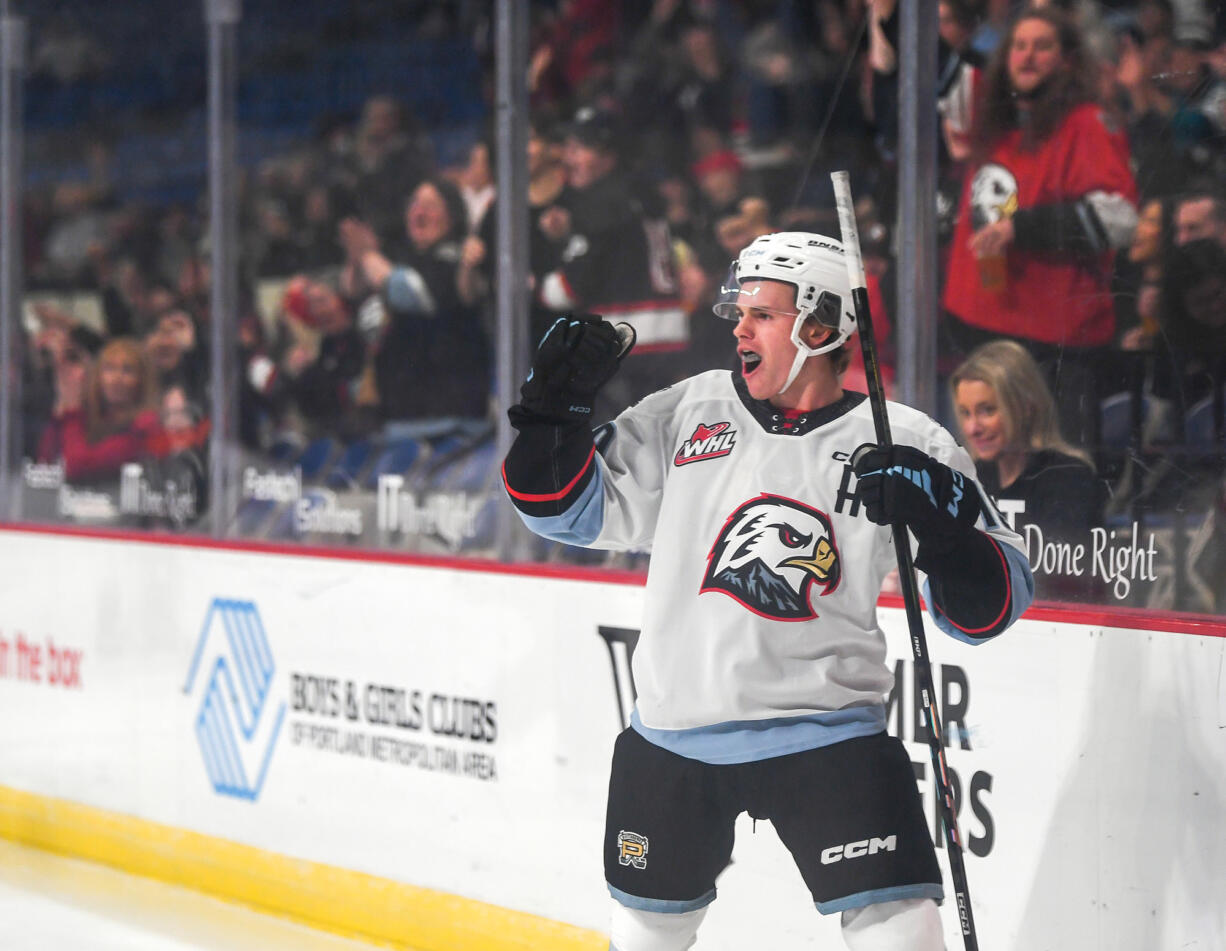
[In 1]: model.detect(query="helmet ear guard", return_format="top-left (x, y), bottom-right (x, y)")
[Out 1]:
top-left (782, 292), bottom-right (843, 395)
top-left (789, 288), bottom-right (849, 357)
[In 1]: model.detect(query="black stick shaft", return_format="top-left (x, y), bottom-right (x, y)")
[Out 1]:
top-left (831, 171), bottom-right (980, 950)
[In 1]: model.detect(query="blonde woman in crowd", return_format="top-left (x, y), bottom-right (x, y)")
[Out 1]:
top-left (950, 339), bottom-right (1106, 543)
top-left (38, 336), bottom-right (162, 482)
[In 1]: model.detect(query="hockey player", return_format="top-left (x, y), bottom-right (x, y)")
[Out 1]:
top-left (502, 231), bottom-right (1034, 950)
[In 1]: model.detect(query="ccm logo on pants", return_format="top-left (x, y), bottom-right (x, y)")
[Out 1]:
top-left (820, 835), bottom-right (897, 865)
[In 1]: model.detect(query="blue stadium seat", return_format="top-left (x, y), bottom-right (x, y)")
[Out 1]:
top-left (267, 433), bottom-right (307, 466)
top-left (233, 498), bottom-right (278, 536)
top-left (23, 9), bottom-right (486, 207)
top-left (295, 437), bottom-right (338, 481)
top-left (426, 432), bottom-right (466, 459)
top-left (264, 488), bottom-right (335, 540)
top-left (1184, 395), bottom-right (1223, 448)
top-left (363, 437), bottom-right (423, 489)
top-left (1099, 391), bottom-right (1146, 450)
top-left (265, 497), bottom-right (301, 540)
top-left (428, 437), bottom-right (497, 494)
top-left (325, 439), bottom-right (375, 489)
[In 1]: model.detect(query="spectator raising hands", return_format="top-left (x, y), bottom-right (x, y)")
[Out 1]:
top-left (38, 337), bottom-right (161, 482)
top-left (339, 178), bottom-right (491, 428)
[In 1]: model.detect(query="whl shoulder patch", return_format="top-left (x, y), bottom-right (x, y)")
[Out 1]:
top-left (674, 421), bottom-right (737, 467)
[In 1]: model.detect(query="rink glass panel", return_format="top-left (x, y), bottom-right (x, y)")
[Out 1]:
top-left (226, 3), bottom-right (496, 557)
top-left (8, 1), bottom-right (1225, 617)
top-left (14, 4), bottom-right (210, 533)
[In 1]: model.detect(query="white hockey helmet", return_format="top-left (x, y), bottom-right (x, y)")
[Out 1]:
top-left (713, 231), bottom-right (857, 394)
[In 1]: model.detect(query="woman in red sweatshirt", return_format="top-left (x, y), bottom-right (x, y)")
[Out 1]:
top-left (40, 336), bottom-right (162, 482)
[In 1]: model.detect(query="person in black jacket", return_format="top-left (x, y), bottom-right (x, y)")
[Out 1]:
top-left (339, 177), bottom-right (491, 434)
top-left (534, 104), bottom-right (686, 419)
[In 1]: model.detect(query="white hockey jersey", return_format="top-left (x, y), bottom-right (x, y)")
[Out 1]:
top-left (507, 370), bottom-right (1033, 764)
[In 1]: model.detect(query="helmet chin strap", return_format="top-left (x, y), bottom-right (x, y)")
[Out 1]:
top-left (777, 311), bottom-right (838, 396)
top-left (779, 344), bottom-right (811, 396)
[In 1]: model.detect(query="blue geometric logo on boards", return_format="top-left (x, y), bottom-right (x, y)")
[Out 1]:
top-left (182, 598), bottom-right (286, 801)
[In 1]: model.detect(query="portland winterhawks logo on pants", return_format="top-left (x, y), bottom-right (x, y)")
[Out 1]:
top-left (617, 830), bottom-right (649, 869)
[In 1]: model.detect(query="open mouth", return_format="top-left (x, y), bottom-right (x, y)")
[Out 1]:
top-left (741, 351), bottom-right (762, 376)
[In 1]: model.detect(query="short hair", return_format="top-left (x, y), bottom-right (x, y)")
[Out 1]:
top-left (830, 342), bottom-right (852, 376)
top-left (939, 0), bottom-right (980, 31)
top-left (1175, 190), bottom-right (1226, 225)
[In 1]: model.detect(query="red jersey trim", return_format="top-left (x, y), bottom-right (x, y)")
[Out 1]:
top-left (931, 535), bottom-right (1012, 636)
top-left (502, 445), bottom-right (596, 503)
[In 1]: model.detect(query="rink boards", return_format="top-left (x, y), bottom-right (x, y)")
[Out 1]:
top-left (0, 526), bottom-right (1223, 951)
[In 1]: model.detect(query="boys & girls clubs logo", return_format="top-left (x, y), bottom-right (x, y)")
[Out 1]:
top-left (183, 598), bottom-right (285, 801)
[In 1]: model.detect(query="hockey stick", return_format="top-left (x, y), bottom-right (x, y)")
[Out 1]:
top-left (830, 170), bottom-right (980, 951)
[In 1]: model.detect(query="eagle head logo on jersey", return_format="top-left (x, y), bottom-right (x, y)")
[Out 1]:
top-left (969, 162), bottom-right (1019, 230)
top-left (701, 494), bottom-right (841, 621)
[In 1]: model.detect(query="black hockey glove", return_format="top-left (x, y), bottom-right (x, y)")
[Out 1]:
top-left (518, 313), bottom-right (636, 422)
top-left (852, 443), bottom-right (981, 552)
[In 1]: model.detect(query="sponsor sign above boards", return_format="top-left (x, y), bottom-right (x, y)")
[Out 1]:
top-left (0, 528), bottom-right (1222, 951)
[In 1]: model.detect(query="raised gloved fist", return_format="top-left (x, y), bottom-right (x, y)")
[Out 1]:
top-left (852, 443), bottom-right (980, 550)
top-left (519, 313), bottom-right (636, 421)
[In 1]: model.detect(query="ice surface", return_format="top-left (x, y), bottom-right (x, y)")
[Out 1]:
top-left (0, 839), bottom-right (383, 951)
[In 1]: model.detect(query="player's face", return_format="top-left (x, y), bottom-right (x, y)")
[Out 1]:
top-left (1008, 19), bottom-right (1063, 96)
top-left (954, 379), bottom-right (1008, 462)
top-left (731, 279), bottom-right (807, 401)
